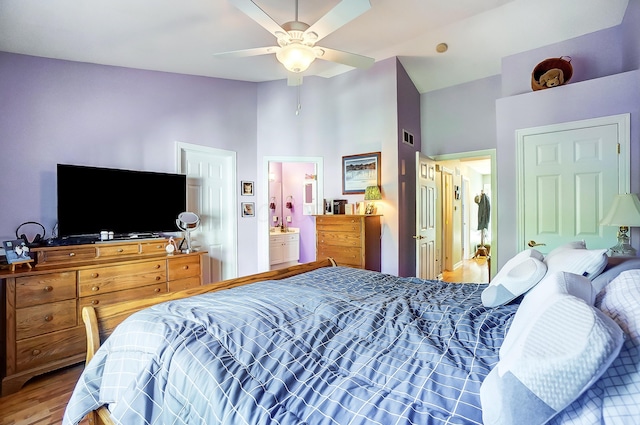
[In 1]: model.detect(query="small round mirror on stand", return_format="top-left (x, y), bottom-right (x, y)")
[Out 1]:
top-left (176, 212), bottom-right (200, 254)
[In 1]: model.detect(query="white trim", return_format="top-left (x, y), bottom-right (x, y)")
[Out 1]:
top-left (515, 113), bottom-right (630, 251)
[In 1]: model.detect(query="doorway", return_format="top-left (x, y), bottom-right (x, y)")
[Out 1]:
top-left (259, 156), bottom-right (324, 272)
top-left (433, 149), bottom-right (497, 279)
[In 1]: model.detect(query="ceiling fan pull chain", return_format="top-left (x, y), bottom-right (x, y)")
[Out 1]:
top-left (296, 85), bottom-right (302, 115)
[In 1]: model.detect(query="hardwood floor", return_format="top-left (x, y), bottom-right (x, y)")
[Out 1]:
top-left (441, 257), bottom-right (490, 283)
top-left (0, 259), bottom-right (489, 425)
top-left (0, 364), bottom-right (89, 425)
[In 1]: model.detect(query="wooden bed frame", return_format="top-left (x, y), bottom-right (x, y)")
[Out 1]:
top-left (80, 258), bottom-right (337, 425)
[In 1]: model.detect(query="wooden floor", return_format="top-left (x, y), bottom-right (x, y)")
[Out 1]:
top-left (441, 257), bottom-right (490, 283)
top-left (0, 258), bottom-right (489, 425)
top-left (0, 364), bottom-right (89, 425)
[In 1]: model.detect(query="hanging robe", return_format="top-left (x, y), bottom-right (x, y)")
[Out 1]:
top-left (476, 193), bottom-right (490, 231)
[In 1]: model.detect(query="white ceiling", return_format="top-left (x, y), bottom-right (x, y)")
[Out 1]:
top-left (0, 0), bottom-right (629, 93)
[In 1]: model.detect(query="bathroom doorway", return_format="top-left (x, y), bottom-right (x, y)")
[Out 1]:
top-left (260, 156), bottom-right (324, 271)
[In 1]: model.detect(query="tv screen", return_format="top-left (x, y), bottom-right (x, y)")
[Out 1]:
top-left (57, 164), bottom-right (186, 239)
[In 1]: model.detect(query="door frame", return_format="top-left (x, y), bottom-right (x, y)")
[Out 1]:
top-left (515, 113), bottom-right (630, 251)
top-left (433, 149), bottom-right (497, 277)
top-left (259, 156), bottom-right (324, 272)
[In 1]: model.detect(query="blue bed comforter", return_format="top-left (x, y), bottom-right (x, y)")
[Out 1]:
top-left (63, 267), bottom-right (517, 425)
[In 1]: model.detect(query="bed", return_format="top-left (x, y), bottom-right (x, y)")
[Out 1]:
top-left (63, 249), bottom-right (640, 425)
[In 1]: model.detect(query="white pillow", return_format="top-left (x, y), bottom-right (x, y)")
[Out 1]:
top-left (544, 240), bottom-right (587, 261)
top-left (481, 249), bottom-right (546, 307)
top-left (544, 247), bottom-right (608, 280)
top-left (481, 293), bottom-right (624, 425)
top-left (499, 271), bottom-right (595, 359)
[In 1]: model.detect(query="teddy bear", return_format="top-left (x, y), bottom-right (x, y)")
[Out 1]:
top-left (538, 68), bottom-right (564, 88)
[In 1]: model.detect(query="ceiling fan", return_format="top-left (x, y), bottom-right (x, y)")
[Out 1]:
top-left (216, 0), bottom-right (375, 85)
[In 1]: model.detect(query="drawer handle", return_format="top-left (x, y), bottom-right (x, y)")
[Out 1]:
top-left (156, 245), bottom-right (163, 249)
top-left (154, 287), bottom-right (161, 293)
top-left (155, 264), bottom-right (161, 269)
top-left (43, 286), bottom-right (53, 292)
top-left (155, 276), bottom-right (162, 281)
top-left (92, 286), bottom-right (100, 292)
top-left (91, 300), bottom-right (100, 305)
top-left (44, 315), bottom-right (53, 322)
top-left (69, 252), bottom-right (76, 257)
top-left (182, 265), bottom-right (189, 270)
top-left (117, 248), bottom-right (124, 253)
top-left (91, 272), bottom-right (99, 278)
top-left (32, 349), bottom-right (41, 356)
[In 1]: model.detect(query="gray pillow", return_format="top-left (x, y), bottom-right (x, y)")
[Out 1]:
top-left (592, 258), bottom-right (640, 293)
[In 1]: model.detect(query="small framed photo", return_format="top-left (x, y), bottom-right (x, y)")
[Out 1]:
top-left (241, 181), bottom-right (254, 196)
top-left (2, 239), bottom-right (32, 264)
top-left (241, 202), bottom-right (255, 217)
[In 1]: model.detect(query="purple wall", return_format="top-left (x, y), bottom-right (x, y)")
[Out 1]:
top-left (422, 0), bottom-right (640, 268)
top-left (0, 52), bottom-right (260, 276)
top-left (281, 162), bottom-right (316, 263)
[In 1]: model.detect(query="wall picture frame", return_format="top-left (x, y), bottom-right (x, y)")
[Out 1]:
top-left (241, 202), bottom-right (255, 217)
top-left (241, 181), bottom-right (254, 196)
top-left (342, 152), bottom-right (381, 194)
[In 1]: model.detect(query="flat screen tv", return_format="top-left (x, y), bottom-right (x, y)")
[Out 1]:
top-left (57, 164), bottom-right (187, 240)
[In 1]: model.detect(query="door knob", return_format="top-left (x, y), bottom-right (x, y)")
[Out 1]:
top-left (527, 240), bottom-right (546, 247)
top-left (413, 235), bottom-right (425, 240)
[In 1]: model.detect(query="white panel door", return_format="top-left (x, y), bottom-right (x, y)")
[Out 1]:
top-left (416, 152), bottom-right (437, 279)
top-left (177, 143), bottom-right (237, 283)
top-left (517, 115), bottom-right (630, 253)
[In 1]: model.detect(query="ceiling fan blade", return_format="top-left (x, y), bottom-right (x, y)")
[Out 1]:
top-left (214, 46), bottom-right (279, 58)
top-left (228, 0), bottom-right (287, 38)
top-left (305, 0), bottom-right (371, 42)
top-left (316, 47), bottom-right (374, 69)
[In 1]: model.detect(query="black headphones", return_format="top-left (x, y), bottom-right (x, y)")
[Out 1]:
top-left (16, 221), bottom-right (46, 246)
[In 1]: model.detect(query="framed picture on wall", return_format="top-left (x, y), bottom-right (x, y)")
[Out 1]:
top-left (241, 181), bottom-right (254, 196)
top-left (241, 202), bottom-right (255, 217)
top-left (342, 152), bottom-right (381, 194)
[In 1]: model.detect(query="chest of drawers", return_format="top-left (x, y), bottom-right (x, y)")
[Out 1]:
top-left (315, 215), bottom-right (381, 271)
top-left (1, 239), bottom-right (204, 395)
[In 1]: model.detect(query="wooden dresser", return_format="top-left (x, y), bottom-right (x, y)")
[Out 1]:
top-left (315, 215), bottom-right (381, 271)
top-left (0, 239), bottom-right (205, 396)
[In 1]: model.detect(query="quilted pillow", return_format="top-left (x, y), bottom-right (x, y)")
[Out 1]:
top-left (544, 246), bottom-right (608, 280)
top-left (481, 293), bottom-right (624, 425)
top-left (481, 249), bottom-right (546, 307)
top-left (499, 271), bottom-right (595, 359)
top-left (591, 258), bottom-right (640, 293)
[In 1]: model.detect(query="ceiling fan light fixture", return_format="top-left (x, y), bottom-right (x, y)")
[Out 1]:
top-left (276, 43), bottom-right (316, 73)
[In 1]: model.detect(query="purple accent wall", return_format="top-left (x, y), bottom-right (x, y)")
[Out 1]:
top-left (0, 52), bottom-right (260, 275)
top-left (281, 162), bottom-right (316, 263)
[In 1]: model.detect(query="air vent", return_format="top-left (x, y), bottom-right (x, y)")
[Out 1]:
top-left (402, 129), bottom-right (414, 146)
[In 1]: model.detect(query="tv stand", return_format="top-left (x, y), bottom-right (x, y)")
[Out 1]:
top-left (1, 239), bottom-right (206, 395)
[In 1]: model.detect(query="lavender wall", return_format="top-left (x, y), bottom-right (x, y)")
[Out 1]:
top-left (421, 0), bottom-right (640, 269)
top-left (281, 162), bottom-right (315, 263)
top-left (0, 52), bottom-right (260, 275)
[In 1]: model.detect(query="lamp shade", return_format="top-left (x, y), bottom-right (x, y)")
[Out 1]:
top-left (364, 185), bottom-right (382, 201)
top-left (600, 193), bottom-right (640, 226)
top-left (276, 43), bottom-right (316, 73)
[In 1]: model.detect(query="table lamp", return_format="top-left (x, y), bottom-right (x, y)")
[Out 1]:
top-left (600, 193), bottom-right (640, 256)
top-left (364, 185), bottom-right (382, 215)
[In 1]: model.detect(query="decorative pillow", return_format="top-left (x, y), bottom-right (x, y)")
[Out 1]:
top-left (544, 240), bottom-right (586, 261)
top-left (481, 249), bottom-right (546, 307)
top-left (499, 271), bottom-right (595, 359)
top-left (591, 258), bottom-right (640, 293)
top-left (550, 269), bottom-right (640, 423)
top-left (544, 247), bottom-right (608, 280)
top-left (481, 294), bottom-right (624, 425)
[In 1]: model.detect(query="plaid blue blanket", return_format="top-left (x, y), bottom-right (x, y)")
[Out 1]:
top-left (64, 267), bottom-right (517, 425)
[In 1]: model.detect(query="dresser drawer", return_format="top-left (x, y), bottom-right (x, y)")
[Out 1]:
top-left (78, 260), bottom-right (166, 296)
top-left (167, 276), bottom-right (202, 292)
top-left (15, 326), bottom-right (85, 373)
top-left (78, 282), bottom-right (167, 321)
top-left (35, 246), bottom-right (96, 265)
top-left (316, 221), bottom-right (362, 233)
top-left (317, 231), bottom-right (362, 248)
top-left (168, 255), bottom-right (200, 281)
top-left (317, 246), bottom-right (363, 267)
top-left (141, 241), bottom-right (168, 254)
top-left (15, 272), bottom-right (76, 308)
top-left (97, 243), bottom-right (140, 258)
top-left (16, 299), bottom-right (77, 340)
